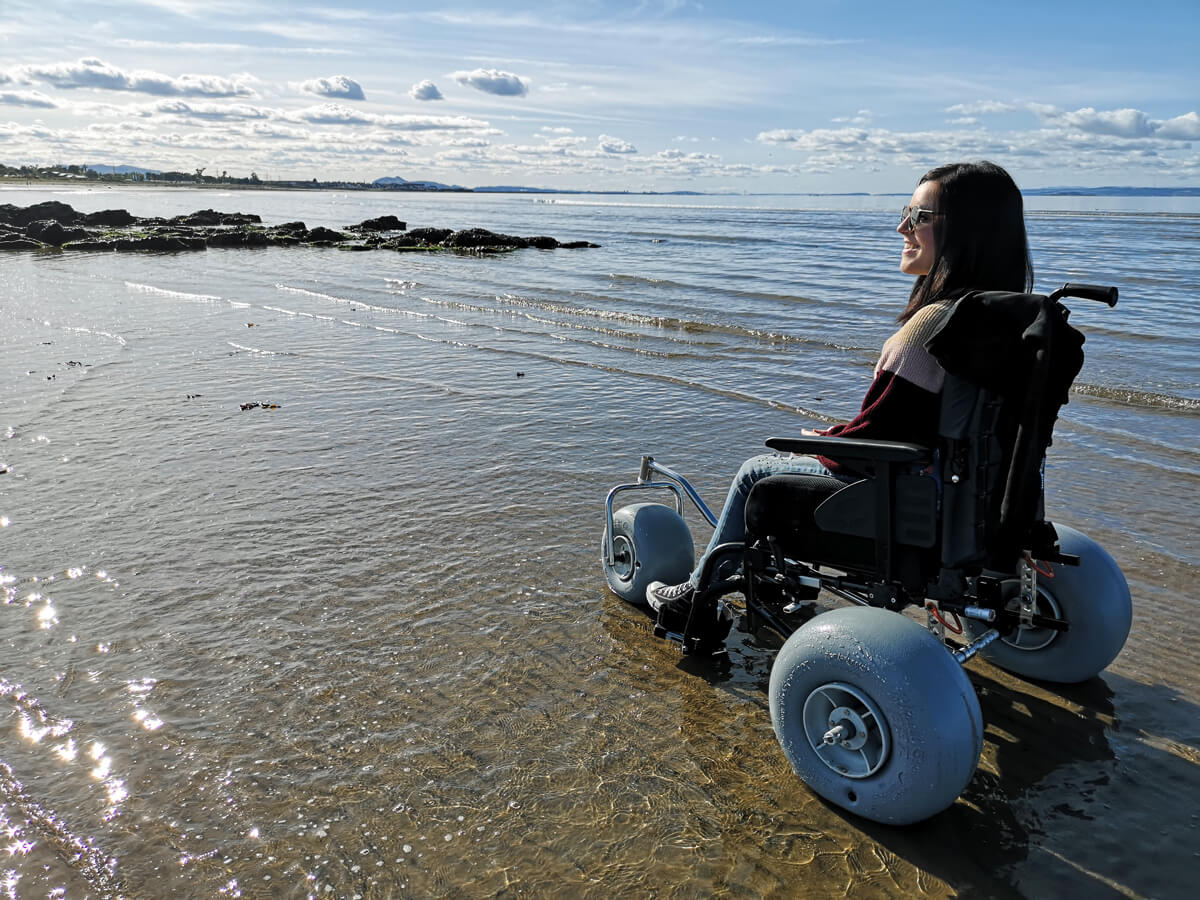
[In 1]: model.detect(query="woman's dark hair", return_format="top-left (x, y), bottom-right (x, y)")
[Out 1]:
top-left (899, 160), bottom-right (1033, 323)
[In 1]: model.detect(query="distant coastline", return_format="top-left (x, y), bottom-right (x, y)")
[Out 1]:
top-left (2, 163), bottom-right (1198, 198)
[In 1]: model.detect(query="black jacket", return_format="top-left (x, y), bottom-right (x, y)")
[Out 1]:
top-left (926, 290), bottom-right (1085, 561)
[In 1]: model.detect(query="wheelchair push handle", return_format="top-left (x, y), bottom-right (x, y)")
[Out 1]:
top-left (1050, 283), bottom-right (1118, 307)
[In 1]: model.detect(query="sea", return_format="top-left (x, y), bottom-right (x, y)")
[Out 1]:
top-left (1, 185), bottom-right (1198, 898)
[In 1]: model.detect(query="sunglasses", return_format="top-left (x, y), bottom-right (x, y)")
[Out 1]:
top-left (900, 205), bottom-right (943, 229)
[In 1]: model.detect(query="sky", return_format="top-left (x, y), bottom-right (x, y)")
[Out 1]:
top-left (1, 0), bottom-right (1197, 193)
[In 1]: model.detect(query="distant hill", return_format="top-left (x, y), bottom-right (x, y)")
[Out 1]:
top-left (373, 175), bottom-right (466, 191)
top-left (473, 185), bottom-right (562, 193)
top-left (1024, 186), bottom-right (1200, 197)
top-left (87, 164), bottom-right (161, 176)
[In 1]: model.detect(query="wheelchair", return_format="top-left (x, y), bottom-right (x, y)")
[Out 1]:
top-left (601, 284), bottom-right (1133, 825)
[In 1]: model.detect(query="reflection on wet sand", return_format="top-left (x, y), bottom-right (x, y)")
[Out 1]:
top-left (615, 597), bottom-right (1199, 898)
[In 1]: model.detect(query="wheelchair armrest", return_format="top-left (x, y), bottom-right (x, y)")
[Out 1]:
top-left (765, 435), bottom-right (932, 464)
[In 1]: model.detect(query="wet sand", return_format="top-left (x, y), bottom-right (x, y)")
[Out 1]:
top-left (1, 189), bottom-right (1197, 897)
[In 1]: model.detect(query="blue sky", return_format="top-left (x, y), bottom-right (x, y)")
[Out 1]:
top-left (1, 0), bottom-right (1197, 192)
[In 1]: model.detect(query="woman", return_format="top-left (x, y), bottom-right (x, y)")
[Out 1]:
top-left (647, 160), bottom-right (1034, 629)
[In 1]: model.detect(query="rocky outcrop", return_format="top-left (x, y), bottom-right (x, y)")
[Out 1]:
top-left (349, 214), bottom-right (406, 231)
top-left (404, 227), bottom-right (453, 244)
top-left (0, 200), bottom-right (82, 226)
top-left (0, 201), bottom-right (599, 254)
top-left (83, 209), bottom-right (138, 227)
top-left (170, 209), bottom-right (263, 227)
top-left (304, 226), bottom-right (348, 243)
top-left (26, 220), bottom-right (91, 246)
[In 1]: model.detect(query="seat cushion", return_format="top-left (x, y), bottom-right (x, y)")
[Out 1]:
top-left (745, 474), bottom-right (876, 567)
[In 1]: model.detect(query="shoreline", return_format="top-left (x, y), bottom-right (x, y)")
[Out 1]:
top-left (5, 176), bottom-right (1200, 199)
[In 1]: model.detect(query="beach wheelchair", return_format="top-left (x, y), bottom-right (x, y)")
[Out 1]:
top-left (601, 284), bottom-right (1132, 825)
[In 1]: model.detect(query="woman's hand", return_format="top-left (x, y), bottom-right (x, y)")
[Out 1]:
top-left (800, 428), bottom-right (822, 437)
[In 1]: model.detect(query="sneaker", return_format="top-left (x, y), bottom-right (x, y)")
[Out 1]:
top-left (646, 580), bottom-right (695, 633)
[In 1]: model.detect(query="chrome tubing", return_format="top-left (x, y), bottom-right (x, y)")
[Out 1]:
top-left (603, 480), bottom-right (685, 566)
top-left (638, 456), bottom-right (719, 527)
top-left (952, 628), bottom-right (1001, 665)
top-left (603, 455), bottom-right (718, 567)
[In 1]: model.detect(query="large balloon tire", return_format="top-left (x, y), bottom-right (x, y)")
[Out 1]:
top-left (769, 606), bottom-right (983, 825)
top-left (964, 524), bottom-right (1132, 683)
top-left (602, 503), bottom-right (695, 606)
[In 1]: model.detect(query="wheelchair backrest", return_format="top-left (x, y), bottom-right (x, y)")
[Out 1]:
top-left (927, 290), bottom-right (1086, 573)
top-left (937, 375), bottom-right (1011, 569)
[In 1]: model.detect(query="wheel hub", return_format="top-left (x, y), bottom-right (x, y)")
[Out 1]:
top-left (1001, 585), bottom-right (1063, 652)
top-left (802, 682), bottom-right (890, 779)
top-left (609, 534), bottom-right (635, 582)
top-left (824, 706), bottom-right (870, 750)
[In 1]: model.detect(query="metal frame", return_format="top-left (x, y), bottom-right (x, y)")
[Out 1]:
top-left (602, 455), bottom-right (718, 567)
top-left (608, 454), bottom-right (1048, 664)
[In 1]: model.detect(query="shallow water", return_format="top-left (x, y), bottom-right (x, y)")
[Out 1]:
top-left (1, 186), bottom-right (1198, 897)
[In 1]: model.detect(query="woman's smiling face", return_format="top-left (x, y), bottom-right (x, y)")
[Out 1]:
top-left (898, 180), bottom-right (940, 276)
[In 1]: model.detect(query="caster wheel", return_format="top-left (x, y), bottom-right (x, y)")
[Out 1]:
top-left (602, 503), bottom-right (694, 605)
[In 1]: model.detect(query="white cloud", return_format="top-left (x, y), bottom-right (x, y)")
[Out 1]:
top-left (542, 135), bottom-right (587, 149)
top-left (832, 109), bottom-right (872, 125)
top-left (409, 80), bottom-right (444, 101)
top-left (299, 75), bottom-right (365, 101)
top-left (154, 99), bottom-right (272, 120)
top-left (540, 126), bottom-right (573, 135)
top-left (290, 103), bottom-right (494, 133)
top-left (598, 134), bottom-right (636, 154)
top-left (450, 68), bottom-right (529, 97)
top-left (750, 116), bottom-right (1200, 185)
top-left (0, 90), bottom-right (56, 109)
top-left (757, 127), bottom-right (870, 150)
top-left (732, 35), bottom-right (855, 48)
top-left (1041, 106), bottom-right (1155, 139)
top-left (0, 121), bottom-right (56, 141)
top-left (945, 101), bottom-right (1018, 117)
top-left (1153, 112), bottom-right (1200, 140)
top-left (21, 57), bottom-right (254, 98)
top-left (292, 103), bottom-right (373, 126)
top-left (1031, 104), bottom-right (1200, 141)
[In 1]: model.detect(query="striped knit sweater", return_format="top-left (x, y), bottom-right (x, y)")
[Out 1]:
top-left (816, 299), bottom-right (954, 462)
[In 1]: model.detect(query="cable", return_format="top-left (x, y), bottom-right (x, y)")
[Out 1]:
top-left (926, 602), bottom-right (964, 635)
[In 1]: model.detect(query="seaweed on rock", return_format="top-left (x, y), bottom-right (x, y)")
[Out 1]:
top-left (0, 202), bottom-right (599, 254)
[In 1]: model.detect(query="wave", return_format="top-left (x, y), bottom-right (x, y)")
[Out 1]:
top-left (1079, 323), bottom-right (1195, 344)
top-left (124, 282), bottom-right (220, 302)
top-left (273, 283), bottom-right (395, 314)
top-left (627, 230), bottom-right (773, 245)
top-left (408, 296), bottom-right (702, 354)
top-left (1073, 382), bottom-right (1200, 413)
top-left (261, 305), bottom-right (337, 322)
top-left (366, 326), bottom-right (841, 421)
top-left (606, 272), bottom-right (821, 308)
top-left (491, 293), bottom-right (871, 353)
top-left (533, 197), bottom-right (876, 214)
top-left (60, 325), bottom-right (127, 346)
top-left (225, 341), bottom-right (292, 355)
top-left (608, 272), bottom-right (691, 289)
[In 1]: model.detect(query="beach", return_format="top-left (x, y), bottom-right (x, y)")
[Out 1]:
top-left (1, 184), bottom-right (1198, 898)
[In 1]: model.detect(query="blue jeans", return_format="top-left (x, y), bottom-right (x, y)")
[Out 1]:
top-left (688, 453), bottom-right (842, 586)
